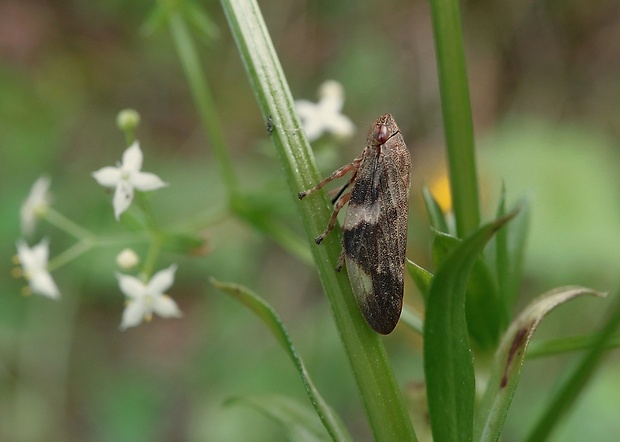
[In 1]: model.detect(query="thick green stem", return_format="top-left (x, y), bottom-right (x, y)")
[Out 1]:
top-left (428, 0), bottom-right (480, 236)
top-left (219, 0), bottom-right (416, 440)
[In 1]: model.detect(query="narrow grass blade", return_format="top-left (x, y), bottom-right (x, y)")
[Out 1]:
top-left (406, 258), bottom-right (433, 302)
top-left (525, 291), bottom-right (620, 442)
top-left (489, 189), bottom-right (530, 315)
top-left (526, 333), bottom-right (620, 359)
top-left (225, 395), bottom-right (332, 442)
top-left (422, 185), bottom-right (449, 234)
top-left (211, 278), bottom-right (352, 442)
top-left (400, 304), bottom-right (425, 336)
top-left (219, 1), bottom-right (416, 439)
top-left (432, 231), bottom-right (504, 349)
top-left (424, 213), bottom-right (515, 442)
top-left (475, 286), bottom-right (606, 442)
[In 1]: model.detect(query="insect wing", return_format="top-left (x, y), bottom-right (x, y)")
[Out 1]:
top-left (343, 127), bottom-right (410, 334)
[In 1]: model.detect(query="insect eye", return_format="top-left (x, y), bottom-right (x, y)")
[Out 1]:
top-left (375, 124), bottom-right (389, 144)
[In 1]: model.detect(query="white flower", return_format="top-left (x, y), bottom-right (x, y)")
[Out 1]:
top-left (116, 248), bottom-right (139, 270)
top-left (15, 239), bottom-right (60, 299)
top-left (295, 80), bottom-right (355, 142)
top-left (92, 141), bottom-right (168, 220)
top-left (117, 264), bottom-right (182, 330)
top-left (20, 176), bottom-right (51, 235)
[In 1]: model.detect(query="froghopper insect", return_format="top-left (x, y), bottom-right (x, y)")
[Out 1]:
top-left (298, 113), bottom-right (411, 334)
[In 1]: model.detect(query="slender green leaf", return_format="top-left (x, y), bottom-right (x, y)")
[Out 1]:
top-left (142, 2), bottom-right (169, 36)
top-left (489, 190), bottom-right (530, 314)
top-left (219, 1), bottom-right (416, 440)
top-left (422, 185), bottom-right (449, 233)
top-left (225, 395), bottom-right (331, 442)
top-left (474, 286), bottom-right (606, 442)
top-left (430, 229), bottom-right (457, 268)
top-left (211, 278), bottom-right (352, 442)
top-left (424, 213), bottom-right (515, 442)
top-left (526, 333), bottom-right (620, 359)
top-left (184, 0), bottom-right (220, 42)
top-left (432, 231), bottom-right (503, 349)
top-left (406, 258), bottom-right (433, 302)
top-left (400, 305), bottom-right (424, 336)
top-left (525, 291), bottom-right (620, 442)
top-left (168, 12), bottom-right (238, 198)
top-left (231, 193), bottom-right (312, 265)
top-left (428, 0), bottom-right (480, 236)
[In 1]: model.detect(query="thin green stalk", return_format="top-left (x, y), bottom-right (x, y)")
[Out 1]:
top-left (168, 12), bottom-right (239, 199)
top-left (428, 0), bottom-right (480, 237)
top-left (132, 192), bottom-right (165, 278)
top-left (47, 240), bottom-right (94, 272)
top-left (219, 0), bottom-right (416, 440)
top-left (44, 208), bottom-right (94, 241)
top-left (142, 232), bottom-right (163, 279)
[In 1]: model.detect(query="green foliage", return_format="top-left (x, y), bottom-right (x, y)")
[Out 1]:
top-left (4, 0), bottom-right (620, 440)
top-left (475, 286), bottom-right (606, 441)
top-left (211, 278), bottom-right (351, 441)
top-left (424, 214), bottom-right (515, 442)
top-left (525, 292), bottom-right (620, 442)
top-left (219, 0), bottom-right (416, 439)
top-left (224, 395), bottom-right (333, 442)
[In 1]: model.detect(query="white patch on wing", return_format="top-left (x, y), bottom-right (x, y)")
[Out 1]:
top-left (344, 201), bottom-right (381, 229)
top-left (345, 257), bottom-right (373, 308)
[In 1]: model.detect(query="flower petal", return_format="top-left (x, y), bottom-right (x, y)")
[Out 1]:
top-left (153, 295), bottom-right (182, 318)
top-left (129, 172), bottom-right (168, 191)
top-left (121, 141), bottom-right (143, 173)
top-left (17, 238), bottom-right (49, 273)
top-left (16, 240), bottom-right (36, 270)
top-left (295, 101), bottom-right (323, 141)
top-left (120, 300), bottom-right (146, 330)
top-left (20, 176), bottom-right (51, 235)
top-left (147, 264), bottom-right (177, 294)
top-left (16, 239), bottom-right (60, 299)
top-left (116, 273), bottom-right (145, 299)
top-left (294, 99), bottom-right (316, 117)
top-left (112, 181), bottom-right (134, 220)
top-left (31, 239), bottom-right (50, 267)
top-left (318, 80), bottom-right (345, 113)
top-left (326, 114), bottom-right (355, 138)
top-left (30, 270), bottom-right (60, 299)
top-left (92, 167), bottom-right (122, 187)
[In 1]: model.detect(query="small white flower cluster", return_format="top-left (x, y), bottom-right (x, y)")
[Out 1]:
top-left (295, 80), bottom-right (355, 142)
top-left (92, 141), bottom-right (168, 220)
top-left (14, 139), bottom-right (181, 330)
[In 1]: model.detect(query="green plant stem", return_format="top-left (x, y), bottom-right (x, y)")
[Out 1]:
top-left (142, 232), bottom-right (163, 279)
top-left (133, 193), bottom-right (164, 278)
top-left (44, 208), bottom-right (94, 241)
top-left (428, 0), bottom-right (480, 237)
top-left (168, 12), bottom-right (239, 199)
top-left (47, 240), bottom-right (93, 272)
top-left (219, 0), bottom-right (416, 440)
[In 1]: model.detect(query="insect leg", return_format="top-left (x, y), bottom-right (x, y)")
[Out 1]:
top-left (336, 245), bottom-right (345, 272)
top-left (297, 159), bottom-right (360, 200)
top-left (314, 192), bottom-right (351, 244)
top-left (330, 181), bottom-right (350, 204)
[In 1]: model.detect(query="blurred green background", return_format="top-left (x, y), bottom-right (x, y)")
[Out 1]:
top-left (1, 0), bottom-right (620, 441)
